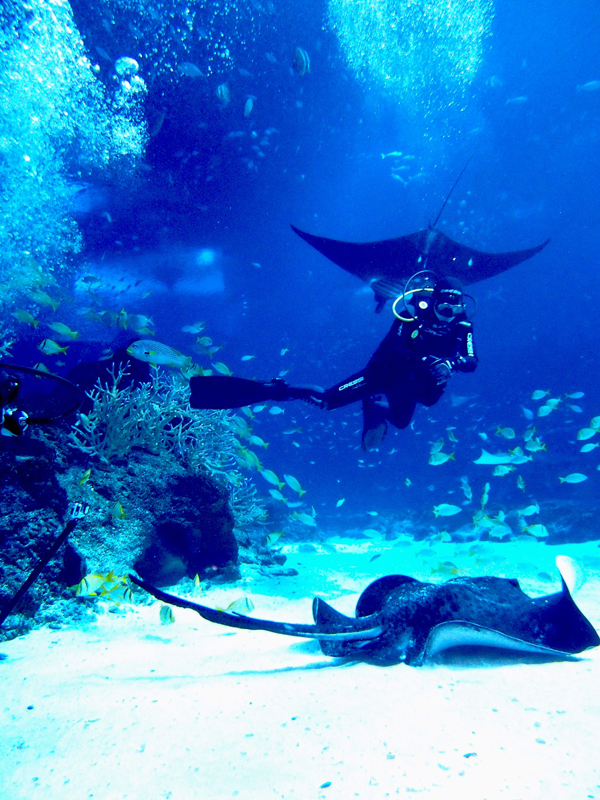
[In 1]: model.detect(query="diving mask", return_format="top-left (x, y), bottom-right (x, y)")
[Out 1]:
top-left (434, 301), bottom-right (464, 320)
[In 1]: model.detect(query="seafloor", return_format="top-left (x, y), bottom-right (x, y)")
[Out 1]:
top-left (2, 537), bottom-right (599, 799)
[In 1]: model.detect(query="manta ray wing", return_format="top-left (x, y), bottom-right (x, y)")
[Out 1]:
top-left (291, 224), bottom-right (421, 285)
top-left (291, 224), bottom-right (549, 310)
top-left (422, 621), bottom-right (581, 662)
top-left (404, 229), bottom-right (550, 284)
top-left (372, 571), bottom-right (600, 665)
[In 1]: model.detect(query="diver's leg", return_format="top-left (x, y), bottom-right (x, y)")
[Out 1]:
top-left (321, 371), bottom-right (372, 410)
top-left (269, 372), bottom-right (371, 409)
top-left (415, 374), bottom-right (445, 408)
top-left (386, 390), bottom-right (418, 430)
top-left (361, 389), bottom-right (417, 451)
top-left (361, 394), bottom-right (389, 450)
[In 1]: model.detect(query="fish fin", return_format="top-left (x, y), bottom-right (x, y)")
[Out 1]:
top-left (555, 554), bottom-right (585, 594)
top-left (312, 597), bottom-right (355, 628)
top-left (545, 563), bottom-right (600, 652)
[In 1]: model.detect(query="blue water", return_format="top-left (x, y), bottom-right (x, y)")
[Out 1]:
top-left (2, 0), bottom-right (600, 541)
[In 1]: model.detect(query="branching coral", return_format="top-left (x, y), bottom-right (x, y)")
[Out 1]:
top-left (0, 332), bottom-right (14, 360)
top-left (228, 477), bottom-right (268, 528)
top-left (69, 366), bottom-right (236, 473)
top-left (69, 366), bottom-right (267, 530)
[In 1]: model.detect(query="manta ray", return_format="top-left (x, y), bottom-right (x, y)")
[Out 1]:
top-left (291, 224), bottom-right (549, 312)
top-left (292, 164), bottom-right (549, 312)
top-left (129, 558), bottom-right (599, 666)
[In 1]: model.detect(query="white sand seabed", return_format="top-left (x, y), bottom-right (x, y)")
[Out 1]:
top-left (1, 539), bottom-right (600, 800)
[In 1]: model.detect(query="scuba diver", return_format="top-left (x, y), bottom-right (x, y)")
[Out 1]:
top-left (189, 274), bottom-right (477, 450)
top-left (0, 363), bottom-right (82, 437)
top-left (0, 369), bottom-right (28, 436)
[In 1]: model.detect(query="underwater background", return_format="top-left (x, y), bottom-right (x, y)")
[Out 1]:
top-left (1, 0), bottom-right (600, 636)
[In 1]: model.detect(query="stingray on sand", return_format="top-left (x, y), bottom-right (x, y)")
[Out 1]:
top-left (130, 557), bottom-right (598, 667)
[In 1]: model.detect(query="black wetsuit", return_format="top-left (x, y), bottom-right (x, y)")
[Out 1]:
top-left (315, 307), bottom-right (477, 448)
top-left (187, 289), bottom-right (477, 449)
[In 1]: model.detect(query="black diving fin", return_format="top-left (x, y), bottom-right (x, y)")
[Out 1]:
top-left (189, 375), bottom-right (323, 410)
top-left (189, 375), bottom-right (289, 409)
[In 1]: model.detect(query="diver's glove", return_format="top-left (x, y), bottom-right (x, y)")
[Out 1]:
top-left (424, 357), bottom-right (453, 385)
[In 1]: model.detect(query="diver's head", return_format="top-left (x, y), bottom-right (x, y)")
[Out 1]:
top-left (431, 277), bottom-right (465, 322)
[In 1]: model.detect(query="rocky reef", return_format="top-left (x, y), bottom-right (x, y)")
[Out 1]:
top-left (0, 369), bottom-right (281, 641)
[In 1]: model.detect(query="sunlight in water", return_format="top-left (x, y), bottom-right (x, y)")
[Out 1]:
top-left (328, 0), bottom-right (494, 111)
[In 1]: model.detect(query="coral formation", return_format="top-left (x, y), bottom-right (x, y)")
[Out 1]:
top-left (69, 365), bottom-right (239, 473)
top-left (0, 363), bottom-right (272, 639)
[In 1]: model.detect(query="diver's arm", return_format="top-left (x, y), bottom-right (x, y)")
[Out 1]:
top-left (421, 321), bottom-right (477, 383)
top-left (452, 320), bottom-right (478, 373)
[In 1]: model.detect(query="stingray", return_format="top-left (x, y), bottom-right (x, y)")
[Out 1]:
top-left (129, 559), bottom-right (599, 666)
top-left (291, 170), bottom-right (549, 311)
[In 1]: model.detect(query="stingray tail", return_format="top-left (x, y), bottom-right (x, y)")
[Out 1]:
top-left (129, 575), bottom-right (382, 648)
top-left (311, 597), bottom-right (383, 656)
